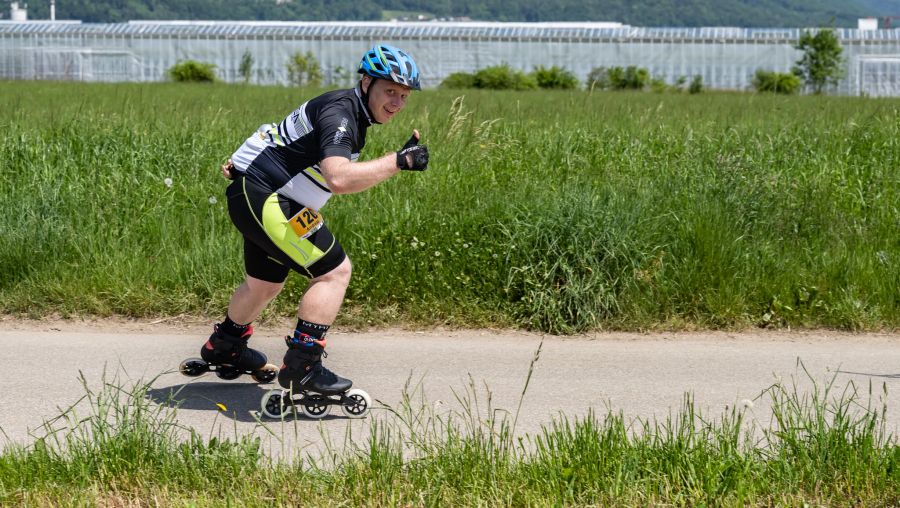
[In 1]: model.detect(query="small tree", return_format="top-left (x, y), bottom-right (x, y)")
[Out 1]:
top-left (239, 50), bottom-right (254, 84)
top-left (286, 51), bottom-right (323, 87)
top-left (792, 28), bottom-right (844, 94)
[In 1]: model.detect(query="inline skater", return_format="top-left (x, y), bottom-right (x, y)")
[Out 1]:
top-left (184, 44), bottom-right (429, 403)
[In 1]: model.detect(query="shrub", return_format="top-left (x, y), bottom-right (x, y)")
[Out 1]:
top-left (441, 71), bottom-right (477, 89)
top-left (606, 66), bottom-right (650, 91)
top-left (752, 69), bottom-right (801, 94)
top-left (167, 60), bottom-right (217, 83)
top-left (473, 64), bottom-right (537, 90)
top-left (330, 66), bottom-right (352, 87)
top-left (587, 66), bottom-right (651, 91)
top-left (650, 76), bottom-right (669, 93)
top-left (688, 75), bottom-right (704, 94)
top-left (286, 51), bottom-right (323, 87)
top-left (531, 65), bottom-right (579, 89)
top-left (239, 50), bottom-right (253, 84)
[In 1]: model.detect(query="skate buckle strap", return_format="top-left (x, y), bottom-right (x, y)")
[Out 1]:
top-left (211, 338), bottom-right (244, 356)
top-left (285, 332), bottom-right (327, 350)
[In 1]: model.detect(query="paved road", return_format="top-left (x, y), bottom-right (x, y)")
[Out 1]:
top-left (1, 321), bottom-right (898, 460)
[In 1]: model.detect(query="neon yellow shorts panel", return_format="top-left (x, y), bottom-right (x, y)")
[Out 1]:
top-left (260, 193), bottom-right (331, 269)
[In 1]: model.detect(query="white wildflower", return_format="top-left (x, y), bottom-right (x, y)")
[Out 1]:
top-left (208, 196), bottom-right (218, 204)
top-left (164, 177), bottom-right (173, 188)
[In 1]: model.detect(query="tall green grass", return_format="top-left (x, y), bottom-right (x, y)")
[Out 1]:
top-left (0, 360), bottom-right (897, 506)
top-left (1, 82), bottom-right (897, 332)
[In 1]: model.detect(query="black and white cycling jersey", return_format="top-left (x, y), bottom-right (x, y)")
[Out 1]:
top-left (230, 84), bottom-right (373, 211)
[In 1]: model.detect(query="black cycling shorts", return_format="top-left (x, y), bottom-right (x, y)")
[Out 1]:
top-left (225, 176), bottom-right (347, 283)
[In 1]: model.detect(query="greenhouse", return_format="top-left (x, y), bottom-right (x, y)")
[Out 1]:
top-left (1, 20), bottom-right (899, 95)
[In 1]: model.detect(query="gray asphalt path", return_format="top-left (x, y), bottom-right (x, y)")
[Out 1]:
top-left (1, 321), bottom-right (898, 460)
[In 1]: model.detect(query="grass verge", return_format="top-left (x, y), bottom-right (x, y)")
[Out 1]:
top-left (0, 349), bottom-right (897, 506)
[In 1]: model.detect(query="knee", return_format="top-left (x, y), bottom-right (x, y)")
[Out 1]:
top-left (246, 277), bottom-right (284, 300)
top-left (325, 257), bottom-right (352, 287)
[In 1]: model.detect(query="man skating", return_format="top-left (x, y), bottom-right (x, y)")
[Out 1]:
top-left (185, 44), bottom-right (429, 413)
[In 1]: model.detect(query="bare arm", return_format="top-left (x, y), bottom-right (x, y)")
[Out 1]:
top-left (320, 129), bottom-right (426, 194)
top-left (319, 153), bottom-right (401, 195)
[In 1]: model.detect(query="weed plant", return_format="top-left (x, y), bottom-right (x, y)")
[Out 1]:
top-left (0, 82), bottom-right (897, 332)
top-left (0, 355), bottom-right (897, 506)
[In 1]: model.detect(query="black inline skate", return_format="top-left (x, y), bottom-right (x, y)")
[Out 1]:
top-left (260, 333), bottom-right (370, 419)
top-left (179, 324), bottom-right (278, 383)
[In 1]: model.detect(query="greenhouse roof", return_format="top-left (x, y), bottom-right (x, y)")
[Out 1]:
top-left (1, 20), bottom-right (899, 41)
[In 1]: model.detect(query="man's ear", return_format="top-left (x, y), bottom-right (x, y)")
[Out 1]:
top-left (360, 75), bottom-right (372, 93)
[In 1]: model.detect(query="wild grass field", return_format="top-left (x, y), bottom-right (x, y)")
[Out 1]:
top-left (0, 82), bottom-right (897, 332)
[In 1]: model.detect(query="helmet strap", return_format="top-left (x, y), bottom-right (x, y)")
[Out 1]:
top-left (359, 77), bottom-right (381, 125)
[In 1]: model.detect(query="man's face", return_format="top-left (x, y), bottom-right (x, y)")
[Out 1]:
top-left (362, 75), bottom-right (411, 124)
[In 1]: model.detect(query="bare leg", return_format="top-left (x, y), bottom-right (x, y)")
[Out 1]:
top-left (227, 275), bottom-right (285, 324)
top-left (192, 275), bottom-right (283, 374)
top-left (297, 257), bottom-right (352, 325)
top-left (276, 257), bottom-right (354, 392)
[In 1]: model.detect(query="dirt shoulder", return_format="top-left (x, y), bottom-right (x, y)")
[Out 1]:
top-left (2, 315), bottom-right (896, 343)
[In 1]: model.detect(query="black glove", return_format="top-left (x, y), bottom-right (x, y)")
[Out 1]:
top-left (397, 144), bottom-right (429, 171)
top-left (401, 133), bottom-right (419, 151)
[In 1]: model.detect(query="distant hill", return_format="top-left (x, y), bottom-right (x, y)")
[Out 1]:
top-left (859, 0), bottom-right (900, 15)
top-left (18, 0), bottom-right (894, 27)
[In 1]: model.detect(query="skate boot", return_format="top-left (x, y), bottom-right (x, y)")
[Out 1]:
top-left (179, 324), bottom-right (278, 383)
top-left (278, 334), bottom-right (351, 394)
top-left (260, 330), bottom-right (371, 420)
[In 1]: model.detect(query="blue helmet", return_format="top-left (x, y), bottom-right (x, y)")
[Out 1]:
top-left (358, 44), bottom-right (421, 90)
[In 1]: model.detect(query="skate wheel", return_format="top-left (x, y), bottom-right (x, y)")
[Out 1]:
top-left (340, 388), bottom-right (371, 419)
top-left (260, 389), bottom-right (291, 419)
top-left (215, 365), bottom-right (242, 380)
top-left (300, 394), bottom-right (330, 420)
top-left (179, 358), bottom-right (209, 377)
top-left (251, 364), bottom-right (279, 384)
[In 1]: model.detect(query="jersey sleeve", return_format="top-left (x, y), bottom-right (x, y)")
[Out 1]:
top-left (316, 103), bottom-right (356, 161)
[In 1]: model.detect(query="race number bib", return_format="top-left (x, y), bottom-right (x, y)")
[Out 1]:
top-left (288, 208), bottom-right (324, 239)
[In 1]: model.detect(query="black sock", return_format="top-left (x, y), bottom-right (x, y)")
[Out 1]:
top-left (221, 315), bottom-right (251, 337)
top-left (295, 318), bottom-right (330, 340)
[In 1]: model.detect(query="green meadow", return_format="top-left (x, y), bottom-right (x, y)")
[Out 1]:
top-left (0, 82), bottom-right (897, 332)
